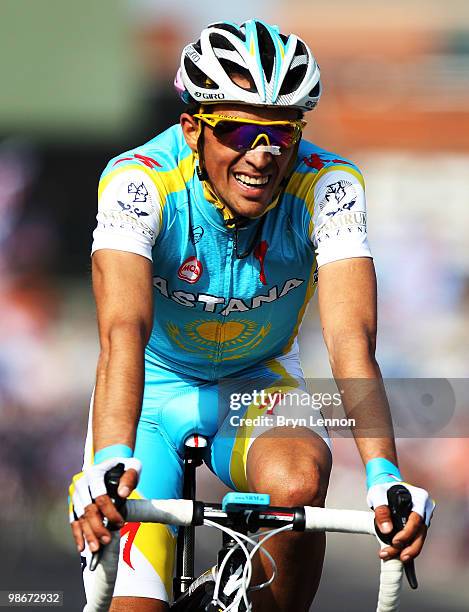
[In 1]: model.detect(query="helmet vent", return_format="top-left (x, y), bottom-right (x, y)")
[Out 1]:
top-left (255, 22), bottom-right (275, 82)
top-left (211, 22), bottom-right (246, 41)
top-left (210, 34), bottom-right (247, 70)
top-left (309, 81), bottom-right (321, 97)
top-left (219, 58), bottom-right (257, 92)
top-left (295, 40), bottom-right (307, 57)
top-left (278, 64), bottom-right (308, 96)
top-left (209, 33), bottom-right (238, 53)
top-left (184, 56), bottom-right (219, 89)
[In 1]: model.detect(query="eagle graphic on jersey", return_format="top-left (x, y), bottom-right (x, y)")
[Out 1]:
top-left (320, 180), bottom-right (357, 217)
top-left (128, 181), bottom-right (149, 203)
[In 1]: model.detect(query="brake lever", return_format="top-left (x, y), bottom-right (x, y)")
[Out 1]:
top-left (89, 463), bottom-right (126, 572)
top-left (375, 484), bottom-right (418, 589)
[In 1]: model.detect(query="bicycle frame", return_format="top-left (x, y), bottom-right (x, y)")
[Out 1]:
top-left (173, 435), bottom-right (253, 610)
top-left (173, 435), bottom-right (207, 600)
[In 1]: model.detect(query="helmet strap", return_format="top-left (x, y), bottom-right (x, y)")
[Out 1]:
top-left (195, 116), bottom-right (235, 219)
top-left (195, 109), bottom-right (209, 181)
top-left (196, 164), bottom-right (209, 181)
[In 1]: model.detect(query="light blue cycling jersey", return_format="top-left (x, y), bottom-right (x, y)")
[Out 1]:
top-left (92, 124), bottom-right (371, 380)
top-left (85, 126), bottom-right (371, 601)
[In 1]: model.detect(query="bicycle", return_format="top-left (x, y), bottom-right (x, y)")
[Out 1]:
top-left (84, 434), bottom-right (418, 612)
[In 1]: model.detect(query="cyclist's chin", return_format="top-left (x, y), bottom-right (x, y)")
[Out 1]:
top-left (228, 196), bottom-right (271, 219)
top-left (224, 174), bottom-right (275, 218)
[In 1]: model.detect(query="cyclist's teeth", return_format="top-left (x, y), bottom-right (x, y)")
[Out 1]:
top-left (235, 174), bottom-right (269, 186)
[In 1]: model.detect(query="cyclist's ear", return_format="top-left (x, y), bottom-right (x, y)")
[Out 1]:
top-left (180, 113), bottom-right (200, 152)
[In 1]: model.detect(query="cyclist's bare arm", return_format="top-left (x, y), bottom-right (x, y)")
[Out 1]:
top-left (318, 257), bottom-right (395, 453)
top-left (318, 256), bottom-right (427, 561)
top-left (71, 249), bottom-right (153, 554)
top-left (92, 249), bottom-right (153, 450)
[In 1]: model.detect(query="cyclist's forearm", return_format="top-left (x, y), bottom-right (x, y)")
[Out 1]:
top-left (329, 340), bottom-right (398, 466)
top-left (353, 424), bottom-right (398, 468)
top-left (92, 325), bottom-right (146, 454)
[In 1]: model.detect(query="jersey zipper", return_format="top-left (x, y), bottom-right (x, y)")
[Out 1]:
top-left (211, 229), bottom-right (235, 379)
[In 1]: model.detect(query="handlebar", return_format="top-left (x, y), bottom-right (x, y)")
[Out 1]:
top-left (84, 496), bottom-right (408, 612)
top-left (83, 474), bottom-right (420, 612)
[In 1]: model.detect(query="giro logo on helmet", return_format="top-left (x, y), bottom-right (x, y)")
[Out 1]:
top-left (195, 92), bottom-right (226, 100)
top-left (187, 49), bottom-right (200, 63)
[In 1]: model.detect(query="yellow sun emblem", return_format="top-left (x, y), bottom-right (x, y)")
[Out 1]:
top-left (166, 319), bottom-right (271, 361)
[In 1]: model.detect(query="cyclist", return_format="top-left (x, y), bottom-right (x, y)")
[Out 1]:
top-left (69, 20), bottom-right (434, 612)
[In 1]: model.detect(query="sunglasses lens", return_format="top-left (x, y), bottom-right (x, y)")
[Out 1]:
top-left (213, 121), bottom-right (298, 151)
top-left (266, 124), bottom-right (298, 148)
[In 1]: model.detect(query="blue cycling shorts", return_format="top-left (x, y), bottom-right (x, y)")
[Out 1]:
top-left (81, 349), bottom-right (331, 602)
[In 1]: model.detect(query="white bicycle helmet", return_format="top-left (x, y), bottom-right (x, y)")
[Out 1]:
top-left (175, 19), bottom-right (321, 112)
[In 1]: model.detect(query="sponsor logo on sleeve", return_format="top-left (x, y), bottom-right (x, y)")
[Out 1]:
top-left (315, 211), bottom-right (367, 243)
top-left (128, 181), bottom-right (148, 202)
top-left (320, 180), bottom-right (357, 217)
top-left (177, 256), bottom-right (203, 284)
top-left (117, 201), bottom-right (149, 218)
top-left (97, 210), bottom-right (156, 240)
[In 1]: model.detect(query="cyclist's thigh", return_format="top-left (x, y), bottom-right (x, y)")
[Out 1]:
top-left (209, 352), bottom-right (332, 491)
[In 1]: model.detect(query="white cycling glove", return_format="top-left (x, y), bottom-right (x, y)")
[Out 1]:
top-left (365, 458), bottom-right (435, 527)
top-left (367, 481), bottom-right (435, 527)
top-left (69, 454), bottom-right (141, 522)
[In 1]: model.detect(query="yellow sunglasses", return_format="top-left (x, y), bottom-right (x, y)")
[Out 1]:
top-left (193, 113), bottom-right (306, 151)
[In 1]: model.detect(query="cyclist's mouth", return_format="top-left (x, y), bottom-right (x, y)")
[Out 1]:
top-left (233, 173), bottom-right (271, 195)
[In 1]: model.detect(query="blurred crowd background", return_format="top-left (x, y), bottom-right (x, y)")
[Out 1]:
top-left (1, 1), bottom-right (468, 609)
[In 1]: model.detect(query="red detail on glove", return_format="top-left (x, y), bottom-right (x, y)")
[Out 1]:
top-left (120, 522), bottom-right (141, 569)
top-left (254, 240), bottom-right (269, 285)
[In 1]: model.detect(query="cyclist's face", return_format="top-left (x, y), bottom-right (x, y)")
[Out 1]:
top-left (182, 104), bottom-right (300, 219)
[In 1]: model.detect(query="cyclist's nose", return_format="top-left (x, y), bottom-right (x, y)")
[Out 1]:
top-left (244, 148), bottom-right (274, 169)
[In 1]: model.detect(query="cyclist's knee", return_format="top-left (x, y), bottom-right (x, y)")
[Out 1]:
top-left (252, 461), bottom-right (328, 507)
top-left (246, 429), bottom-right (331, 507)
